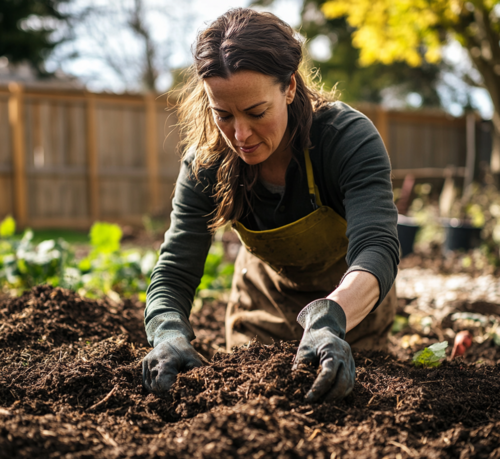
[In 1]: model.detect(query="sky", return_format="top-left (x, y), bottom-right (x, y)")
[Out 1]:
top-left (46, 0), bottom-right (493, 119)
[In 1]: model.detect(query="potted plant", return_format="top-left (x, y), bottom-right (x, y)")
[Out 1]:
top-left (440, 183), bottom-right (485, 253)
top-left (395, 175), bottom-right (421, 258)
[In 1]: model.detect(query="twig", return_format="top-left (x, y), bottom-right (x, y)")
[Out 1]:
top-left (389, 440), bottom-right (416, 457)
top-left (96, 427), bottom-right (118, 447)
top-left (89, 385), bottom-right (118, 411)
top-left (307, 429), bottom-right (322, 441)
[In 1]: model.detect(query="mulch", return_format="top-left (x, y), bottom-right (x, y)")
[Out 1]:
top-left (1, 285), bottom-right (499, 458)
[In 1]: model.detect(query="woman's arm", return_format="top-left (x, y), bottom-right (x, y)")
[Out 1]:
top-left (143, 155), bottom-right (216, 395)
top-left (321, 106), bottom-right (400, 310)
top-left (327, 270), bottom-right (379, 332)
top-left (292, 107), bottom-right (399, 402)
top-left (145, 155), bottom-right (215, 346)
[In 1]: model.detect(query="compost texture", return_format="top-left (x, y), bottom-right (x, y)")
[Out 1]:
top-left (1, 285), bottom-right (499, 459)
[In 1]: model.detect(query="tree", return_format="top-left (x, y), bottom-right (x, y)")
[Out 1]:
top-left (0, 0), bottom-right (70, 75)
top-left (321, 0), bottom-right (500, 171)
top-left (50, 0), bottom-right (196, 93)
top-left (300, 0), bottom-right (446, 107)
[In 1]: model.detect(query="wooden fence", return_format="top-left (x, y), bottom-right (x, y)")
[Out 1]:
top-left (0, 84), bottom-right (477, 229)
top-left (359, 104), bottom-right (470, 180)
top-left (0, 83), bottom-right (180, 229)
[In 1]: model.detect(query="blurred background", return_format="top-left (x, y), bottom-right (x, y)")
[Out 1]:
top-left (2, 0), bottom-right (500, 303)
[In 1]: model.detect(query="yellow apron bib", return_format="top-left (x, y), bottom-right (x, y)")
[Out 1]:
top-left (233, 149), bottom-right (349, 282)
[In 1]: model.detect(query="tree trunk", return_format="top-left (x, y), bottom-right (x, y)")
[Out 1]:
top-left (491, 111), bottom-right (500, 173)
top-left (466, 7), bottom-right (500, 174)
top-left (467, 50), bottom-right (500, 173)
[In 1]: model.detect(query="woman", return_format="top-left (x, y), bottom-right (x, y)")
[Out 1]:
top-left (142, 8), bottom-right (399, 402)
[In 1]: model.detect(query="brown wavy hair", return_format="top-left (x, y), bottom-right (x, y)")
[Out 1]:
top-left (175, 8), bottom-right (335, 232)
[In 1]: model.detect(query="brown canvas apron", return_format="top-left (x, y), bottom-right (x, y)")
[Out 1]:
top-left (227, 150), bottom-right (397, 351)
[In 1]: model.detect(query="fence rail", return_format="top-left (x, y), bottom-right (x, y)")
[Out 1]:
top-left (0, 84), bottom-right (477, 229)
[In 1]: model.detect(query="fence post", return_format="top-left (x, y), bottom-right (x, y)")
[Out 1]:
top-left (8, 82), bottom-right (28, 228)
top-left (462, 112), bottom-right (476, 201)
top-left (86, 92), bottom-right (99, 222)
top-left (145, 93), bottom-right (160, 214)
top-left (376, 106), bottom-right (389, 153)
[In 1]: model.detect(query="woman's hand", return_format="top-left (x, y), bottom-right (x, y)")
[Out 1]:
top-left (142, 334), bottom-right (208, 394)
top-left (293, 299), bottom-right (355, 402)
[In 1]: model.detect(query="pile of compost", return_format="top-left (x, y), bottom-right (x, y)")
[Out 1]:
top-left (1, 285), bottom-right (500, 458)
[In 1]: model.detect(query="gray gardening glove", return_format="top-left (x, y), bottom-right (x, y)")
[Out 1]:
top-left (142, 312), bottom-right (208, 395)
top-left (293, 299), bottom-right (355, 402)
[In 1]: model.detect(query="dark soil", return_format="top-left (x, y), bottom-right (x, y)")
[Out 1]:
top-left (1, 285), bottom-right (500, 458)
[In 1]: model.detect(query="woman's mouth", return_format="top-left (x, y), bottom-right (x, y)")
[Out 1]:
top-left (238, 143), bottom-right (262, 154)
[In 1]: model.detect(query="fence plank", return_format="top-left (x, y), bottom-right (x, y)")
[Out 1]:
top-left (0, 96), bottom-right (12, 168)
top-left (375, 106), bottom-right (389, 150)
top-left (8, 83), bottom-right (28, 227)
top-left (158, 107), bottom-right (180, 214)
top-left (86, 93), bottom-right (99, 222)
top-left (145, 93), bottom-right (160, 214)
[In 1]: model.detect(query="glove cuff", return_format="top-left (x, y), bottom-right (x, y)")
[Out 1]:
top-left (145, 312), bottom-right (195, 347)
top-left (297, 299), bottom-right (347, 340)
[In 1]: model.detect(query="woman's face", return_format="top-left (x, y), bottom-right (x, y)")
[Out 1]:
top-left (204, 70), bottom-right (296, 166)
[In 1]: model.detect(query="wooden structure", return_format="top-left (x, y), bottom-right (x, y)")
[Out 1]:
top-left (0, 84), bottom-right (179, 229)
top-left (0, 85), bottom-right (474, 229)
top-left (358, 104), bottom-right (469, 181)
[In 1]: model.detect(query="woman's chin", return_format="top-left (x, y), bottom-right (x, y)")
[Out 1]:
top-left (238, 150), bottom-right (270, 166)
top-left (240, 155), bottom-right (265, 166)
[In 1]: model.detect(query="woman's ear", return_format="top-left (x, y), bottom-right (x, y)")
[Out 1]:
top-left (286, 73), bottom-right (297, 104)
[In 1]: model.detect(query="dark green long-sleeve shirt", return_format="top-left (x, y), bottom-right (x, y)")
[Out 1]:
top-left (145, 102), bottom-right (400, 346)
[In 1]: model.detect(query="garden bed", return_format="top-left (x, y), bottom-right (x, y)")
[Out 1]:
top-left (1, 283), bottom-right (500, 458)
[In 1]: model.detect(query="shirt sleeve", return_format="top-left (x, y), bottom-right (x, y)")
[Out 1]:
top-left (144, 156), bottom-right (215, 346)
top-left (326, 114), bottom-right (400, 308)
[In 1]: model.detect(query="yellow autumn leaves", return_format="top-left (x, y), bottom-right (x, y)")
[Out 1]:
top-left (321, 0), bottom-right (493, 67)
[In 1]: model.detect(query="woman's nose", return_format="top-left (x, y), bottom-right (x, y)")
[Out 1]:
top-left (234, 118), bottom-right (252, 144)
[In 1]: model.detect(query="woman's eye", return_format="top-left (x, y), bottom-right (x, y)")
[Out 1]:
top-left (216, 115), bottom-right (231, 122)
top-left (214, 111), bottom-right (265, 122)
top-left (251, 111), bottom-right (266, 119)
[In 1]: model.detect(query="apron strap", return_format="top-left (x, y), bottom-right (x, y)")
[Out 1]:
top-left (304, 149), bottom-right (323, 209)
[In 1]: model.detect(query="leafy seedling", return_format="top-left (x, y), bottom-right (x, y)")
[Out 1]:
top-left (412, 341), bottom-right (448, 368)
top-left (89, 222), bottom-right (122, 255)
top-left (0, 216), bottom-right (16, 238)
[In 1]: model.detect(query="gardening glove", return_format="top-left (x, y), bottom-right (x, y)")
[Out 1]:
top-left (142, 312), bottom-right (208, 395)
top-left (293, 299), bottom-right (355, 402)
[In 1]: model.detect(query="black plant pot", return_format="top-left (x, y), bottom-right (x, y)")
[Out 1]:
top-left (443, 219), bottom-right (482, 252)
top-left (397, 215), bottom-right (420, 258)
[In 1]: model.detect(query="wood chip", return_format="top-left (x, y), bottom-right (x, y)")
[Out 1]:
top-left (97, 427), bottom-right (118, 447)
top-left (389, 440), bottom-right (416, 457)
top-left (89, 385), bottom-right (118, 411)
top-left (307, 429), bottom-right (322, 441)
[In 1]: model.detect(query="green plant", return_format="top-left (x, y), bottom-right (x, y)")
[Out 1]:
top-left (77, 222), bottom-right (157, 299)
top-left (197, 242), bottom-right (235, 298)
top-left (391, 315), bottom-right (409, 334)
top-left (0, 220), bottom-right (72, 291)
top-left (0, 216), bottom-right (15, 238)
top-left (408, 183), bottom-right (444, 246)
top-left (0, 217), bottom-right (235, 303)
top-left (412, 341), bottom-right (448, 368)
top-left (0, 217), bottom-right (158, 299)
